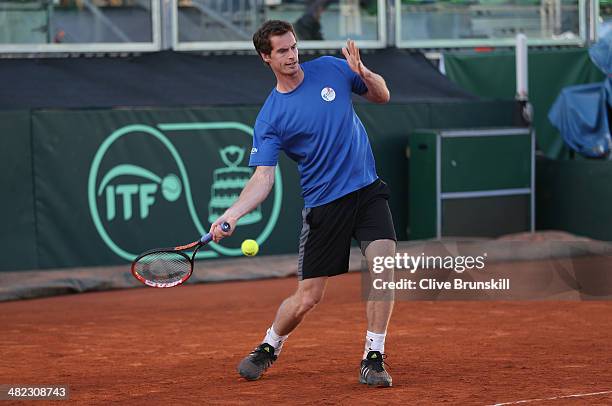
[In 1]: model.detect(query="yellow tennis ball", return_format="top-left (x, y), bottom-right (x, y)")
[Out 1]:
top-left (241, 239), bottom-right (259, 256)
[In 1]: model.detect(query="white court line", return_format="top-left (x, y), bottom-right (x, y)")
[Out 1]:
top-left (489, 390), bottom-right (612, 405)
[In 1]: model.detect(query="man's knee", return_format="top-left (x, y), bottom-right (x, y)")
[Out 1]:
top-left (364, 239), bottom-right (396, 259)
top-left (295, 282), bottom-right (325, 315)
top-left (297, 295), bottom-right (320, 315)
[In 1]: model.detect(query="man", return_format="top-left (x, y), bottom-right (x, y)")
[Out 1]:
top-left (294, 0), bottom-right (329, 40)
top-left (210, 20), bottom-right (396, 387)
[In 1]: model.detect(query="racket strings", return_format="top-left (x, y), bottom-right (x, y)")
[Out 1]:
top-left (133, 252), bottom-right (191, 284)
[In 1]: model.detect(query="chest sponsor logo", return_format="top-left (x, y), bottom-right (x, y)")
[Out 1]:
top-left (321, 87), bottom-right (336, 102)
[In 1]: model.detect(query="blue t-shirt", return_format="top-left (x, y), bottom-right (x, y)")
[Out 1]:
top-left (249, 56), bottom-right (378, 208)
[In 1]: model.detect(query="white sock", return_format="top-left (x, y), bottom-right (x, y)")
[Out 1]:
top-left (262, 325), bottom-right (289, 356)
top-left (363, 330), bottom-right (386, 359)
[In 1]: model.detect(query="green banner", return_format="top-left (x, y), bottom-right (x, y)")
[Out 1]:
top-left (0, 101), bottom-right (518, 271)
top-left (443, 48), bottom-right (604, 159)
top-left (31, 108), bottom-right (302, 268)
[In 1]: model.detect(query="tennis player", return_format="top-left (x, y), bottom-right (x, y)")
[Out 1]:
top-left (210, 20), bottom-right (396, 387)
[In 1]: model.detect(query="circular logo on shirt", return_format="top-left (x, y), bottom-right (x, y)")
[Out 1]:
top-left (321, 87), bottom-right (336, 102)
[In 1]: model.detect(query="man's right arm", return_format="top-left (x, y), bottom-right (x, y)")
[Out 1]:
top-left (209, 165), bottom-right (276, 241)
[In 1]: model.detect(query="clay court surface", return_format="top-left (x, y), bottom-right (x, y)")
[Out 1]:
top-left (1, 272), bottom-right (611, 405)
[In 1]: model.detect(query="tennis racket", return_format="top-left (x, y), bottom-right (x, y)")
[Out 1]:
top-left (131, 222), bottom-right (231, 288)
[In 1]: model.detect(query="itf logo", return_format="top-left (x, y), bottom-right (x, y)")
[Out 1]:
top-left (88, 122), bottom-right (283, 261)
top-left (99, 166), bottom-right (182, 221)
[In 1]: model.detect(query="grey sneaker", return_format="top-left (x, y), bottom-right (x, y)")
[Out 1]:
top-left (237, 343), bottom-right (277, 381)
top-left (359, 351), bottom-right (392, 387)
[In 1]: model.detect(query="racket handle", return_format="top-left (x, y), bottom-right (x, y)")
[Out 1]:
top-left (201, 222), bottom-right (231, 244)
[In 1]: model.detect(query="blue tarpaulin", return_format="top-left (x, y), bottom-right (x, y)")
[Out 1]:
top-left (548, 34), bottom-right (612, 158)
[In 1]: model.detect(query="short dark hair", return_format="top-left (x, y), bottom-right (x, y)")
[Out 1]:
top-left (253, 20), bottom-right (296, 59)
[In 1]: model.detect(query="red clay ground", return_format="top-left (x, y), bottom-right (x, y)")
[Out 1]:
top-left (1, 272), bottom-right (611, 405)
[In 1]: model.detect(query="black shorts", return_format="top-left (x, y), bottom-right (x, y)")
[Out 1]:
top-left (297, 179), bottom-right (397, 280)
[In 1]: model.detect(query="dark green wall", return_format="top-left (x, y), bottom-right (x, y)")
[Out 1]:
top-left (0, 111), bottom-right (37, 270)
top-left (536, 158), bottom-right (612, 241)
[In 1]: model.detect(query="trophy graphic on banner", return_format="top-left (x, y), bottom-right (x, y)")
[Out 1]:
top-left (208, 145), bottom-right (262, 226)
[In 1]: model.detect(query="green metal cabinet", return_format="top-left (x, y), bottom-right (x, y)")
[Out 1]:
top-left (409, 128), bottom-right (535, 239)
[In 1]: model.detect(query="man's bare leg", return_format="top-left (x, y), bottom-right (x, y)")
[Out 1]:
top-left (237, 277), bottom-right (328, 380)
top-left (365, 239), bottom-right (395, 335)
top-left (273, 276), bottom-right (328, 336)
top-left (360, 239), bottom-right (395, 387)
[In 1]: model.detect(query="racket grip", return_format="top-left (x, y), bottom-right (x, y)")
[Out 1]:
top-left (201, 222), bottom-right (231, 244)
